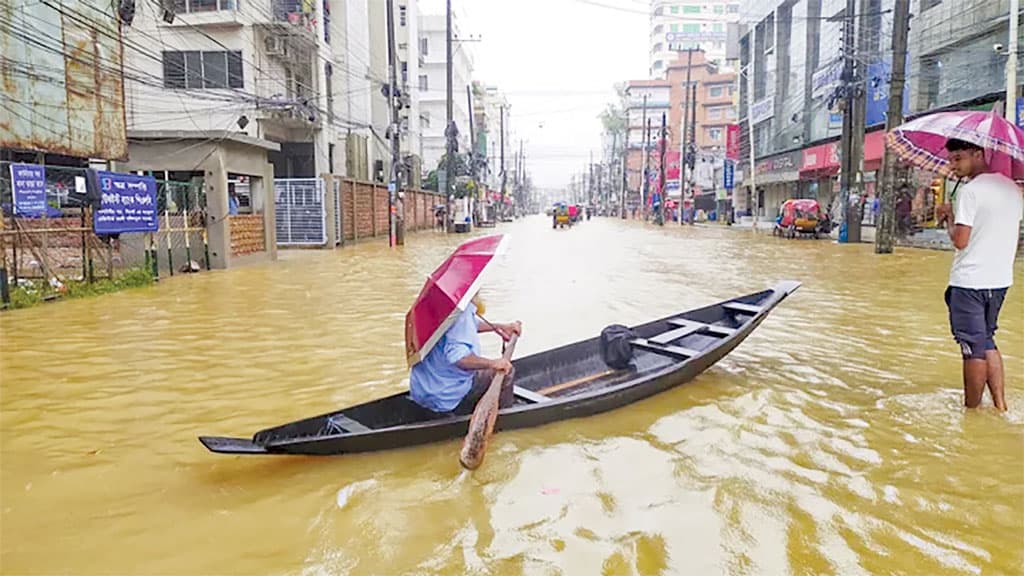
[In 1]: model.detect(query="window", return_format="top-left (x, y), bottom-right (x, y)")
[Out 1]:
top-left (708, 85), bottom-right (724, 98)
top-left (727, 4), bottom-right (739, 13)
top-left (670, 24), bottom-right (678, 32)
top-left (419, 37), bottom-right (428, 56)
top-left (653, 43), bottom-right (664, 52)
top-left (682, 23), bottom-right (701, 34)
top-left (708, 107), bottom-right (723, 120)
top-left (399, 5), bottom-right (407, 26)
top-left (163, 51), bottom-right (243, 89)
top-left (708, 127), bottom-right (723, 141)
top-left (670, 6), bottom-right (678, 13)
top-left (171, 0), bottom-right (235, 13)
top-left (713, 4), bottom-right (724, 14)
top-left (418, 74), bottom-right (428, 91)
top-left (682, 5), bottom-right (701, 14)
top-left (921, 0), bottom-right (941, 10)
top-left (713, 23), bottom-right (724, 32)
top-left (653, 60), bottom-right (664, 70)
top-left (325, 63), bottom-right (333, 122)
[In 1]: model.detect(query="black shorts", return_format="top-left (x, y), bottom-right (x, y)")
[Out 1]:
top-left (944, 286), bottom-right (1008, 360)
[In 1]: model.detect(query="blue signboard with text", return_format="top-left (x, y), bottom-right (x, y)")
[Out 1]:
top-left (9, 163), bottom-right (48, 217)
top-left (723, 160), bottom-right (735, 190)
top-left (1016, 97), bottom-right (1024, 127)
top-left (865, 56), bottom-right (912, 127)
top-left (92, 171), bottom-right (159, 234)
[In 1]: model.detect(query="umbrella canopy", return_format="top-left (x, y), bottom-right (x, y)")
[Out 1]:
top-left (405, 234), bottom-right (510, 367)
top-left (886, 110), bottom-right (1024, 180)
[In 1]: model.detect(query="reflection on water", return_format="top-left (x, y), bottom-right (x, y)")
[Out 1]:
top-left (2, 216), bottom-right (1022, 575)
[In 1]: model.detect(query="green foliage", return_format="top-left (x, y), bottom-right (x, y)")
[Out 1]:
top-left (4, 267), bottom-right (155, 311)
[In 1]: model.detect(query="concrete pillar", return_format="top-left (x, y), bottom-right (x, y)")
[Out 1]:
top-left (203, 149), bottom-right (231, 269)
top-left (263, 162), bottom-right (277, 260)
top-left (322, 172), bottom-right (338, 248)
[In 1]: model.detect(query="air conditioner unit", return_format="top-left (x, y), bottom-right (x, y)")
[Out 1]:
top-left (264, 35), bottom-right (287, 57)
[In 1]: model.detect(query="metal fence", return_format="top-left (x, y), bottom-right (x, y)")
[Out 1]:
top-left (275, 178), bottom-right (326, 246)
top-left (333, 179), bottom-right (342, 246)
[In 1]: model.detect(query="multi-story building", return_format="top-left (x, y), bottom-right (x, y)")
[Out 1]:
top-left (396, 0), bottom-right (424, 186)
top-left (417, 11), bottom-right (474, 177)
top-left (119, 0), bottom-right (393, 181)
top-left (624, 80), bottom-right (672, 197)
top-left (649, 1), bottom-right (743, 77)
top-left (472, 83), bottom-right (509, 191)
top-left (736, 0), bottom-right (1022, 221)
top-left (626, 50), bottom-right (738, 201)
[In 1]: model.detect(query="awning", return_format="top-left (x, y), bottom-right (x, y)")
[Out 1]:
top-left (863, 130), bottom-right (886, 172)
top-left (800, 142), bottom-right (840, 179)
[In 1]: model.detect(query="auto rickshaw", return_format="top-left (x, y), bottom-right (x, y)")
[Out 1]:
top-left (773, 199), bottom-right (824, 239)
top-left (552, 203), bottom-right (571, 228)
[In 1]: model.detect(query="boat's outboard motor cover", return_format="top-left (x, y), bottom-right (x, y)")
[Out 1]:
top-left (600, 324), bottom-right (636, 369)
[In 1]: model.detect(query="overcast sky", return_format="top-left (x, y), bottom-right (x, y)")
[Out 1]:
top-left (420, 0), bottom-right (649, 191)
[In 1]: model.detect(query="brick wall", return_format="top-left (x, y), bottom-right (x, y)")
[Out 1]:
top-left (230, 214), bottom-right (265, 256)
top-left (336, 178), bottom-right (444, 242)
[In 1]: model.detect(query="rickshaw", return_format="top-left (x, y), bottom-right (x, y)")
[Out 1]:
top-left (773, 199), bottom-right (824, 239)
top-left (552, 203), bottom-right (571, 228)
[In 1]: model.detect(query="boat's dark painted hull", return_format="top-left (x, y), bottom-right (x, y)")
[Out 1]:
top-left (199, 281), bottom-right (800, 456)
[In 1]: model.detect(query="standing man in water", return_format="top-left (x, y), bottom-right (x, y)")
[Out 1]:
top-left (937, 138), bottom-right (1023, 411)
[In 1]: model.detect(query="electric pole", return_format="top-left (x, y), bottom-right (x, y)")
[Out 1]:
top-left (641, 95), bottom-right (650, 216)
top-left (499, 104), bottom-right (506, 218)
top-left (385, 0), bottom-right (404, 245)
top-left (659, 111), bottom-right (667, 226)
top-left (1007, 0), bottom-right (1020, 123)
top-left (689, 82), bottom-right (697, 222)
top-left (621, 131), bottom-right (628, 219)
top-left (746, 30), bottom-right (759, 230)
top-left (466, 84), bottom-right (477, 225)
top-left (847, 0), bottom-right (873, 244)
top-left (838, 0), bottom-right (857, 243)
top-left (680, 47), bottom-right (693, 226)
top-left (444, 0), bottom-right (455, 231)
top-left (875, 0), bottom-right (910, 253)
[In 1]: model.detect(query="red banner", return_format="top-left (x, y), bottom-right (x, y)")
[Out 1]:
top-left (726, 124), bottom-right (740, 160)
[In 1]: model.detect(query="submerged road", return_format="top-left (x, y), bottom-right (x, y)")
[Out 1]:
top-left (1, 215), bottom-right (1022, 574)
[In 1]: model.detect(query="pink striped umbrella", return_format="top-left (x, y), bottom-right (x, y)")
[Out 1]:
top-left (885, 110), bottom-right (1024, 180)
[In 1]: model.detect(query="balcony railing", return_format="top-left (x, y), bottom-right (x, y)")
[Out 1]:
top-left (270, 0), bottom-right (315, 33)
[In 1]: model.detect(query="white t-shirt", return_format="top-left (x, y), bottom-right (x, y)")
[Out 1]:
top-left (949, 172), bottom-right (1023, 289)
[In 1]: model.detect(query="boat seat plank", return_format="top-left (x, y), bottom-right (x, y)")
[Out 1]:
top-left (630, 338), bottom-right (701, 359)
top-left (650, 321), bottom-right (705, 344)
top-left (667, 318), bottom-right (737, 337)
top-left (514, 386), bottom-right (550, 404)
top-left (723, 302), bottom-right (763, 316)
top-left (325, 414), bottom-right (372, 434)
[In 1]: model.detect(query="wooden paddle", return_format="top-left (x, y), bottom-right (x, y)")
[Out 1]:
top-left (460, 333), bottom-right (518, 470)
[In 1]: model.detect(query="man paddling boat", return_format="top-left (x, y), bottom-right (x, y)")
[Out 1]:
top-left (409, 294), bottom-right (523, 414)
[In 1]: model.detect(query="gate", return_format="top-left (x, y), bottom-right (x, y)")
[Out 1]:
top-left (275, 178), bottom-right (326, 246)
top-left (333, 179), bottom-right (342, 245)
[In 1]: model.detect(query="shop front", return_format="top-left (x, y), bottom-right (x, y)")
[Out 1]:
top-left (738, 149), bottom-right (801, 221)
top-left (799, 141), bottom-right (841, 214)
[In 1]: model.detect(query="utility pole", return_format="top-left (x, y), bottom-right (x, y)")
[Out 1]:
top-left (747, 30), bottom-right (759, 230)
top-left (640, 94), bottom-right (649, 215)
top-left (680, 48), bottom-right (693, 226)
top-left (875, 0), bottom-right (910, 254)
top-left (1007, 0), bottom-right (1020, 123)
top-left (659, 111), bottom-right (667, 226)
top-left (466, 84), bottom-right (477, 224)
top-left (385, 0), bottom-right (403, 245)
top-left (838, 0), bottom-right (858, 243)
top-left (444, 0), bottom-right (455, 231)
top-left (643, 116), bottom-right (652, 218)
top-left (689, 82), bottom-right (697, 220)
top-left (519, 140), bottom-right (525, 215)
top-left (847, 0), bottom-right (873, 244)
top-left (620, 133), bottom-right (628, 219)
top-left (499, 104), bottom-right (506, 217)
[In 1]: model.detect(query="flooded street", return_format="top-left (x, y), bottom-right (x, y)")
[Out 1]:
top-left (2, 216), bottom-right (1022, 575)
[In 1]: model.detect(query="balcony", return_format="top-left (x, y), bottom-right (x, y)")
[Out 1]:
top-left (267, 0), bottom-right (316, 36)
top-left (161, 0), bottom-right (244, 28)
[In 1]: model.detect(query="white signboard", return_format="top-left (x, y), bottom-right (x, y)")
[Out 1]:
top-left (811, 61), bottom-right (843, 99)
top-left (750, 96), bottom-right (774, 125)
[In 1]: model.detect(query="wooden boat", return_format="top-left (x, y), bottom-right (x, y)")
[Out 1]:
top-left (199, 281), bottom-right (800, 456)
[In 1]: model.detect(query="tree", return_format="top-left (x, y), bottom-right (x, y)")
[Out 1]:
top-left (424, 152), bottom-right (472, 192)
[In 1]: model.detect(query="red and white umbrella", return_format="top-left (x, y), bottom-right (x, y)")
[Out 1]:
top-left (886, 110), bottom-right (1024, 180)
top-left (404, 234), bottom-right (510, 367)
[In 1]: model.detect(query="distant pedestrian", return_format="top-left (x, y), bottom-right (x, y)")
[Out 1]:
top-left (935, 138), bottom-right (1023, 411)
